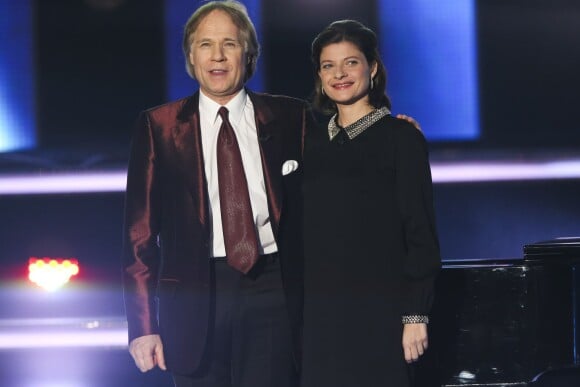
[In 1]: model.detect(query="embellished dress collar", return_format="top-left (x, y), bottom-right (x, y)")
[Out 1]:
top-left (328, 106), bottom-right (391, 141)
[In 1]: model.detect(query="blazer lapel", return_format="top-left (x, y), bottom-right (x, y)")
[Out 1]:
top-left (172, 92), bottom-right (210, 230)
top-left (170, 91), bottom-right (283, 239)
top-left (249, 91), bottom-right (283, 237)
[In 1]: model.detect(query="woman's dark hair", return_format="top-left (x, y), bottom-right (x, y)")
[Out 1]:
top-left (311, 20), bottom-right (390, 115)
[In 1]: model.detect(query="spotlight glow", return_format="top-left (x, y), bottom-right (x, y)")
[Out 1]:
top-left (28, 258), bottom-right (80, 291)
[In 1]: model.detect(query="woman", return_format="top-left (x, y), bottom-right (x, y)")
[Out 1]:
top-left (301, 20), bottom-right (441, 387)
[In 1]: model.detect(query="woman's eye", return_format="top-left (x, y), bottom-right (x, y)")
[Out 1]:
top-left (321, 64), bottom-right (332, 70)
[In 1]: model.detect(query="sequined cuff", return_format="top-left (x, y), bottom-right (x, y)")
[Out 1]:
top-left (402, 315), bottom-right (429, 324)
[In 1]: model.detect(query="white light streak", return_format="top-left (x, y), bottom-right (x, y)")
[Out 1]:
top-left (0, 171), bottom-right (126, 195)
top-left (0, 330), bottom-right (127, 349)
top-left (432, 159), bottom-right (580, 183)
top-left (0, 318), bottom-right (128, 349)
top-left (0, 158), bottom-right (579, 195)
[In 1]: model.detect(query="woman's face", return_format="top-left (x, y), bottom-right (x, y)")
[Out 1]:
top-left (318, 40), bottom-right (377, 108)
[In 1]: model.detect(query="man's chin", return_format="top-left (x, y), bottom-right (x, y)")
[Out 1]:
top-left (201, 86), bottom-right (243, 103)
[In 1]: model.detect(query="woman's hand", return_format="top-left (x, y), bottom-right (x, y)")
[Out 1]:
top-left (402, 323), bottom-right (428, 363)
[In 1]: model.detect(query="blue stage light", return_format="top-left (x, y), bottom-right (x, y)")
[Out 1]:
top-left (0, 0), bottom-right (36, 152)
top-left (379, 0), bottom-right (479, 140)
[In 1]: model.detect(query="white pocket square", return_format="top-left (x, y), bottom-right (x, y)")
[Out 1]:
top-left (281, 160), bottom-right (299, 176)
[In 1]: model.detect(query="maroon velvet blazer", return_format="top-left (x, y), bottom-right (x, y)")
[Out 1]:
top-left (122, 90), bottom-right (309, 374)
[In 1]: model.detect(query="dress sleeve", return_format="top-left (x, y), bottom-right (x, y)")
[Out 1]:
top-left (122, 111), bottom-right (162, 342)
top-left (394, 121), bottom-right (441, 316)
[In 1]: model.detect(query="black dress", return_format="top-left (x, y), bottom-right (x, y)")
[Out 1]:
top-left (301, 113), bottom-right (440, 387)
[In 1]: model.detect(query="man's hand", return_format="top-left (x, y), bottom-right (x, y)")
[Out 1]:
top-left (402, 323), bottom-right (428, 363)
top-left (129, 334), bottom-right (167, 372)
top-left (396, 114), bottom-right (422, 132)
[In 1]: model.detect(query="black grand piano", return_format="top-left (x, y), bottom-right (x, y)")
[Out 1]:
top-left (417, 237), bottom-right (580, 386)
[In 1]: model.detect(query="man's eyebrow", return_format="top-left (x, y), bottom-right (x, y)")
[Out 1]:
top-left (194, 37), bottom-right (239, 43)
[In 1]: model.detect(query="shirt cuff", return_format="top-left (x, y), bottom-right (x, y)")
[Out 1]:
top-left (401, 315), bottom-right (429, 324)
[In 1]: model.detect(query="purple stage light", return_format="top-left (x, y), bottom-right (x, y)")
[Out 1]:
top-left (1, 159), bottom-right (580, 195)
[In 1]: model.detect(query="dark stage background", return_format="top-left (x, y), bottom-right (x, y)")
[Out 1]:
top-left (0, 0), bottom-right (579, 386)
top-left (14, 0), bottom-right (580, 149)
top-left (3, 0), bottom-right (575, 259)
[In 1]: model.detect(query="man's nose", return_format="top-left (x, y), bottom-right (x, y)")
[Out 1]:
top-left (211, 46), bottom-right (226, 61)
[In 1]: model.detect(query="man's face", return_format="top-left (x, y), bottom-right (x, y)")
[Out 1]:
top-left (188, 10), bottom-right (247, 105)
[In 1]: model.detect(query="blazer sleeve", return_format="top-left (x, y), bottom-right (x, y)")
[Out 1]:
top-left (395, 121), bottom-right (441, 316)
top-left (122, 111), bottom-right (162, 342)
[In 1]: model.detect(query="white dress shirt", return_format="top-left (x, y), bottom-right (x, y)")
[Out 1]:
top-left (199, 89), bottom-right (278, 257)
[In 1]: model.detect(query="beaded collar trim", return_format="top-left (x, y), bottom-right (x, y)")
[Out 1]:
top-left (328, 106), bottom-right (391, 141)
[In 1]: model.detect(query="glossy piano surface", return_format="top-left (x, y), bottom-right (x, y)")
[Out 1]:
top-left (417, 238), bottom-right (580, 387)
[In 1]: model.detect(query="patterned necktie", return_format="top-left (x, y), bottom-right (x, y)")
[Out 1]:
top-left (216, 106), bottom-right (259, 274)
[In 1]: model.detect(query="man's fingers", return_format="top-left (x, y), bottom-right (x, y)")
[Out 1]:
top-left (142, 350), bottom-right (157, 372)
top-left (155, 343), bottom-right (167, 370)
top-left (396, 114), bottom-right (422, 131)
top-left (129, 335), bottom-right (165, 372)
top-left (131, 346), bottom-right (155, 372)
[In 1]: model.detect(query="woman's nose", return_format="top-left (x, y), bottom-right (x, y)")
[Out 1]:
top-left (334, 67), bottom-right (345, 78)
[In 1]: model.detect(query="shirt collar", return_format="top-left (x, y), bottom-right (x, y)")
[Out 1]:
top-left (328, 106), bottom-right (391, 141)
top-left (199, 89), bottom-right (248, 126)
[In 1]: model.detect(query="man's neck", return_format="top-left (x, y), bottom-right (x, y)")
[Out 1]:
top-left (199, 88), bottom-right (244, 106)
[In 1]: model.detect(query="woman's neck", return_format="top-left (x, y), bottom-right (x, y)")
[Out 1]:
top-left (335, 102), bottom-right (374, 127)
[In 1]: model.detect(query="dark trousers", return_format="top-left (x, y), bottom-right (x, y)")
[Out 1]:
top-left (173, 253), bottom-right (298, 387)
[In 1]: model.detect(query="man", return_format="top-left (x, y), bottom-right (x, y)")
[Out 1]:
top-left (122, 1), bottom-right (307, 386)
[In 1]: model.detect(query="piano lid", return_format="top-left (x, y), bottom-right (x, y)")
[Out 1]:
top-left (524, 237), bottom-right (580, 262)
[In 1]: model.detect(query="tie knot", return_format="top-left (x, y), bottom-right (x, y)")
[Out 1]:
top-left (218, 106), bottom-right (229, 120)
